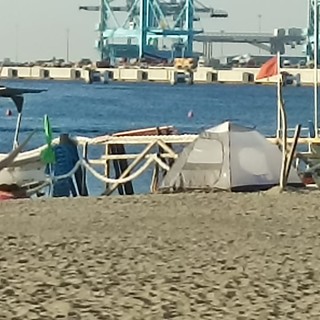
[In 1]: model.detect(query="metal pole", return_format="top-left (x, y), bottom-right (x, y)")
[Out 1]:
top-left (220, 30), bottom-right (224, 58)
top-left (258, 14), bottom-right (262, 54)
top-left (139, 0), bottom-right (148, 59)
top-left (186, 0), bottom-right (193, 56)
top-left (66, 28), bottom-right (70, 62)
top-left (13, 112), bottom-right (22, 149)
top-left (276, 51), bottom-right (281, 138)
top-left (15, 24), bottom-right (19, 63)
top-left (203, 42), bottom-right (207, 57)
top-left (314, 0), bottom-right (319, 136)
top-left (100, 0), bottom-right (105, 60)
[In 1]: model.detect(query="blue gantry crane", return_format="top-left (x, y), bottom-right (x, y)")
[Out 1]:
top-left (307, 0), bottom-right (320, 61)
top-left (79, 0), bottom-right (228, 61)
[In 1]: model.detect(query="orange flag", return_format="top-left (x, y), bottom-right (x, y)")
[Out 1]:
top-left (256, 56), bottom-right (278, 80)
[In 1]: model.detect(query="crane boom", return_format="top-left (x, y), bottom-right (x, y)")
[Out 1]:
top-left (79, 6), bottom-right (100, 11)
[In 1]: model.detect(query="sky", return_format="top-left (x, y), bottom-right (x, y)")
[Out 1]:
top-left (0, 0), bottom-right (309, 62)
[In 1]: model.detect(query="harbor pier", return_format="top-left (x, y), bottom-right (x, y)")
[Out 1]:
top-left (0, 65), bottom-right (315, 86)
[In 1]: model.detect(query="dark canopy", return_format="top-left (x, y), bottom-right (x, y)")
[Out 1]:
top-left (0, 86), bottom-right (46, 113)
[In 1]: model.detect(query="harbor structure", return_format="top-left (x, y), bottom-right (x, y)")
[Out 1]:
top-left (0, 64), bottom-right (315, 86)
top-left (79, 0), bottom-right (228, 61)
top-left (307, 0), bottom-right (320, 61)
top-left (78, 1), bottom-right (309, 61)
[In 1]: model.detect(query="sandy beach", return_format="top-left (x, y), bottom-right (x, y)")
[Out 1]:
top-left (0, 190), bottom-right (320, 319)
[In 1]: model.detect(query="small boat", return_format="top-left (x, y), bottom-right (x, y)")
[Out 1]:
top-left (0, 86), bottom-right (48, 195)
top-left (90, 126), bottom-right (178, 144)
top-left (113, 126), bottom-right (177, 137)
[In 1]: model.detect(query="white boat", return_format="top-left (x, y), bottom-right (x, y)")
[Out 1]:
top-left (0, 86), bottom-right (48, 193)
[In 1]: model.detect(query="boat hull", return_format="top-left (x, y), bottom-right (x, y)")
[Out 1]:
top-left (0, 148), bottom-right (47, 188)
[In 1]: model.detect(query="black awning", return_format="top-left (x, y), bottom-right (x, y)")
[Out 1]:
top-left (0, 86), bottom-right (47, 112)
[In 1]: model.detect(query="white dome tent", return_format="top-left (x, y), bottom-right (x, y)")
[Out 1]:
top-left (160, 121), bottom-right (303, 192)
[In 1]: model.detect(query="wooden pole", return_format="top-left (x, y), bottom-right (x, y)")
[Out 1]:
top-left (116, 144), bottom-right (134, 195)
top-left (106, 141), bottom-right (157, 196)
top-left (111, 145), bottom-right (124, 195)
top-left (150, 164), bottom-right (159, 193)
top-left (104, 143), bottom-right (110, 193)
top-left (279, 73), bottom-right (288, 191)
top-left (155, 127), bottom-right (162, 189)
top-left (284, 124), bottom-right (301, 183)
top-left (81, 142), bottom-right (88, 195)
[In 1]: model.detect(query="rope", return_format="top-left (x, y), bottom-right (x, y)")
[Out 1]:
top-left (26, 181), bottom-right (51, 197)
top-left (19, 135), bottom-right (177, 196)
top-left (50, 155), bottom-right (170, 185)
top-left (82, 157), bottom-right (154, 184)
top-left (52, 160), bottom-right (82, 181)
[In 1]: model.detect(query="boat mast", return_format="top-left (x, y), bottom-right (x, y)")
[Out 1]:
top-left (276, 51), bottom-right (281, 139)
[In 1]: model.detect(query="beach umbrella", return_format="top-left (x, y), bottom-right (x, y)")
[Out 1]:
top-left (40, 114), bottom-right (56, 165)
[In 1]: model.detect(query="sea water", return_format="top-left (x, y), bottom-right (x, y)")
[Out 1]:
top-left (0, 80), bottom-right (316, 195)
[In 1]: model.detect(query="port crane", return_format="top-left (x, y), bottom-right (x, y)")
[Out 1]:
top-left (79, 0), bottom-right (228, 60)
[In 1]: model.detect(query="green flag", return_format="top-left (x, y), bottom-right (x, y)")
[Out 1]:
top-left (40, 114), bottom-right (56, 164)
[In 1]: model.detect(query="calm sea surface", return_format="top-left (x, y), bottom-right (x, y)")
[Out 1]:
top-left (0, 80), bottom-right (316, 194)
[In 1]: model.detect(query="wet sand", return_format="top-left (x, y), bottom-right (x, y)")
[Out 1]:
top-left (0, 190), bottom-right (320, 319)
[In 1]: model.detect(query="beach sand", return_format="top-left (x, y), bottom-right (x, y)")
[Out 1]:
top-left (0, 190), bottom-right (320, 319)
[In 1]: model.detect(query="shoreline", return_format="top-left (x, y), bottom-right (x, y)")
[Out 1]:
top-left (0, 65), bottom-right (309, 86)
top-left (0, 77), bottom-right (305, 87)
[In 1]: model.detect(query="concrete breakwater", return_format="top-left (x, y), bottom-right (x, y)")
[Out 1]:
top-left (0, 65), bottom-right (315, 85)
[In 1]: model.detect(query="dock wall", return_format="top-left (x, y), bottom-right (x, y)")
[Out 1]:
top-left (0, 66), bottom-right (318, 86)
top-left (0, 66), bottom-right (83, 80)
